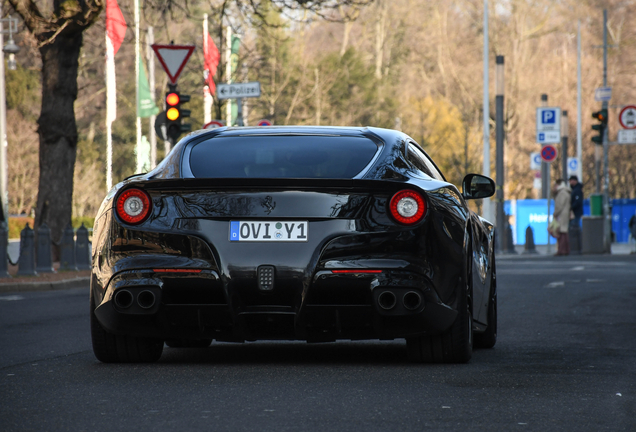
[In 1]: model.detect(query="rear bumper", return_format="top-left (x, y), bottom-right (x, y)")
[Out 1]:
top-left (93, 267), bottom-right (458, 342)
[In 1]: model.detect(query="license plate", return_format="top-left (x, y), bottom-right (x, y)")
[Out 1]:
top-left (230, 221), bottom-right (308, 242)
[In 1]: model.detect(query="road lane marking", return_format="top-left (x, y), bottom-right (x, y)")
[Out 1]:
top-left (571, 266), bottom-right (585, 271)
top-left (0, 295), bottom-right (24, 301)
top-left (545, 281), bottom-right (565, 288)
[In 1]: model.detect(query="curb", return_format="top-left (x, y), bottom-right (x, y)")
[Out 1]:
top-left (0, 277), bottom-right (90, 293)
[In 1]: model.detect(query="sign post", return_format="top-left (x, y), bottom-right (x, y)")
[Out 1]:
top-left (540, 144), bottom-right (558, 254)
top-left (151, 44), bottom-right (195, 84)
top-left (216, 82), bottom-right (261, 126)
top-left (540, 144), bottom-right (558, 163)
top-left (617, 105), bottom-right (636, 144)
top-left (536, 107), bottom-right (561, 144)
top-left (152, 44), bottom-right (195, 146)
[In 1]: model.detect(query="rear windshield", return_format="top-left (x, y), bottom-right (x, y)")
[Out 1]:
top-left (189, 135), bottom-right (379, 179)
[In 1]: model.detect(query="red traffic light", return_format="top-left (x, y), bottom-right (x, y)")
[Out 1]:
top-left (166, 93), bottom-right (180, 106)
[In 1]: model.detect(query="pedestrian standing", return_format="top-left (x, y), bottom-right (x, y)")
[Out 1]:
top-left (629, 210), bottom-right (636, 254)
top-left (553, 179), bottom-right (571, 256)
top-left (569, 175), bottom-right (583, 228)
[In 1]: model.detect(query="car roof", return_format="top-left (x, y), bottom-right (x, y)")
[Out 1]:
top-left (198, 125), bottom-right (385, 138)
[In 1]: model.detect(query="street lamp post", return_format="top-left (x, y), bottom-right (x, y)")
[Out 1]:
top-left (0, 12), bottom-right (20, 224)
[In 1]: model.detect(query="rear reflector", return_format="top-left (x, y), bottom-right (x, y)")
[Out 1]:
top-left (331, 270), bottom-right (382, 274)
top-left (153, 269), bottom-right (202, 273)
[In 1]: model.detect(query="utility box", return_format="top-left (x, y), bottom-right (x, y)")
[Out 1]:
top-left (582, 216), bottom-right (604, 254)
top-left (590, 194), bottom-right (603, 216)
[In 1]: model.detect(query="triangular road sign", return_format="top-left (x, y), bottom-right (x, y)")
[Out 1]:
top-left (152, 44), bottom-right (195, 84)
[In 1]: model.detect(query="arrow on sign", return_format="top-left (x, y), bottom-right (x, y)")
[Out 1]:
top-left (152, 44), bottom-right (195, 84)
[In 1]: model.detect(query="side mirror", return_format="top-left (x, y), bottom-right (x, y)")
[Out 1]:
top-left (462, 174), bottom-right (495, 199)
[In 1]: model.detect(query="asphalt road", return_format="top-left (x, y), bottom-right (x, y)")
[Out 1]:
top-left (1, 254), bottom-right (635, 431)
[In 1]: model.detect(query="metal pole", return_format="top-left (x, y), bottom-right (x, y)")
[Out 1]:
top-left (147, 27), bottom-right (157, 169)
top-left (576, 20), bottom-right (583, 183)
top-left (547, 173), bottom-right (551, 255)
top-left (482, 0), bottom-right (492, 223)
top-left (134, 0), bottom-right (142, 173)
top-left (105, 26), bottom-right (112, 190)
top-left (602, 9), bottom-right (611, 253)
top-left (540, 94), bottom-right (549, 199)
top-left (495, 55), bottom-right (504, 253)
top-left (561, 110), bottom-right (568, 180)
top-left (203, 14), bottom-right (212, 125)
top-left (0, 7), bottom-right (7, 223)
top-left (226, 26), bottom-right (232, 126)
top-left (237, 98), bottom-right (244, 126)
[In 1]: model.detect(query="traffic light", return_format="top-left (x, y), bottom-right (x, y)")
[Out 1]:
top-left (591, 108), bottom-right (608, 145)
top-left (164, 89), bottom-right (192, 142)
top-left (179, 93), bottom-right (191, 134)
top-left (165, 90), bottom-right (181, 142)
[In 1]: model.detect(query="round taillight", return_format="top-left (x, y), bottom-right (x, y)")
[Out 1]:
top-left (116, 188), bottom-right (151, 225)
top-left (389, 189), bottom-right (427, 225)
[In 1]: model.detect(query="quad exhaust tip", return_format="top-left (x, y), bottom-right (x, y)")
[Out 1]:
top-left (403, 291), bottom-right (422, 310)
top-left (114, 289), bottom-right (134, 309)
top-left (378, 291), bottom-right (397, 310)
top-left (137, 290), bottom-right (156, 309)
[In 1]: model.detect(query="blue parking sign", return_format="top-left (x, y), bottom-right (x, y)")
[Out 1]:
top-left (536, 107), bottom-right (561, 143)
top-left (542, 110), bottom-right (556, 124)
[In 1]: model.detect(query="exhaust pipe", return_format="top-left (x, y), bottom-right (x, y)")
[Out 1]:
top-left (378, 291), bottom-right (397, 310)
top-left (114, 289), bottom-right (134, 309)
top-left (137, 290), bottom-right (156, 309)
top-left (403, 291), bottom-right (422, 311)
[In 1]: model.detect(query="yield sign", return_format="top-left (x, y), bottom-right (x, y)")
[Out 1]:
top-left (152, 44), bottom-right (195, 84)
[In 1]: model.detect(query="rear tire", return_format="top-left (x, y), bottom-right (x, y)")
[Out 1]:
top-left (407, 251), bottom-right (473, 364)
top-left (90, 289), bottom-right (163, 363)
top-left (474, 254), bottom-right (497, 349)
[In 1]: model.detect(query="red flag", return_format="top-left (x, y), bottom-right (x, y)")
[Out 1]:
top-left (106, 0), bottom-right (127, 55)
top-left (204, 32), bottom-right (220, 94)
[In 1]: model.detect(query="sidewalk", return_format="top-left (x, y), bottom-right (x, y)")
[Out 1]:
top-left (498, 242), bottom-right (634, 257)
top-left (1, 240), bottom-right (90, 293)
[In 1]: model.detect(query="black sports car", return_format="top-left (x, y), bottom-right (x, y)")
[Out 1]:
top-left (90, 126), bottom-right (497, 363)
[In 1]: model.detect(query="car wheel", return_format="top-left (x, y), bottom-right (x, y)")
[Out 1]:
top-left (90, 289), bottom-right (164, 363)
top-left (407, 249), bottom-right (473, 364)
top-left (165, 339), bottom-right (213, 348)
top-left (474, 254), bottom-right (497, 349)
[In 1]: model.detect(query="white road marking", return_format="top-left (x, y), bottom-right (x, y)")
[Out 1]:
top-left (571, 266), bottom-right (585, 271)
top-left (546, 281), bottom-right (565, 288)
top-left (0, 295), bottom-right (24, 301)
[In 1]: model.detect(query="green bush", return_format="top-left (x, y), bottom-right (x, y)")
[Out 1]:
top-left (7, 216), bottom-right (94, 239)
top-left (8, 217), bottom-right (34, 239)
top-left (72, 216), bottom-right (95, 230)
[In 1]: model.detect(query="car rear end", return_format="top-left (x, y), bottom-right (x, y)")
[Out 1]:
top-left (91, 129), bottom-right (464, 345)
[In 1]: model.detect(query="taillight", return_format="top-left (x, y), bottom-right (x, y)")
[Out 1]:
top-left (116, 188), bottom-right (151, 225)
top-left (389, 189), bottom-right (427, 225)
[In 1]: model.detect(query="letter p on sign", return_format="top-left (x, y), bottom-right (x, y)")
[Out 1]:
top-left (543, 110), bottom-right (555, 124)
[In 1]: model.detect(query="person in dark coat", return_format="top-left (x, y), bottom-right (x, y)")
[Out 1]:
top-left (569, 175), bottom-right (583, 228)
top-left (629, 210), bottom-right (636, 254)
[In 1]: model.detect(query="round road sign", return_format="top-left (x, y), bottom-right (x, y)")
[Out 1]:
top-left (204, 120), bottom-right (225, 129)
top-left (619, 105), bottom-right (636, 129)
top-left (258, 119), bottom-right (272, 126)
top-left (541, 144), bottom-right (558, 163)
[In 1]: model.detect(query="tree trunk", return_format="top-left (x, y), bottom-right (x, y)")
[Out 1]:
top-left (34, 32), bottom-right (82, 253)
